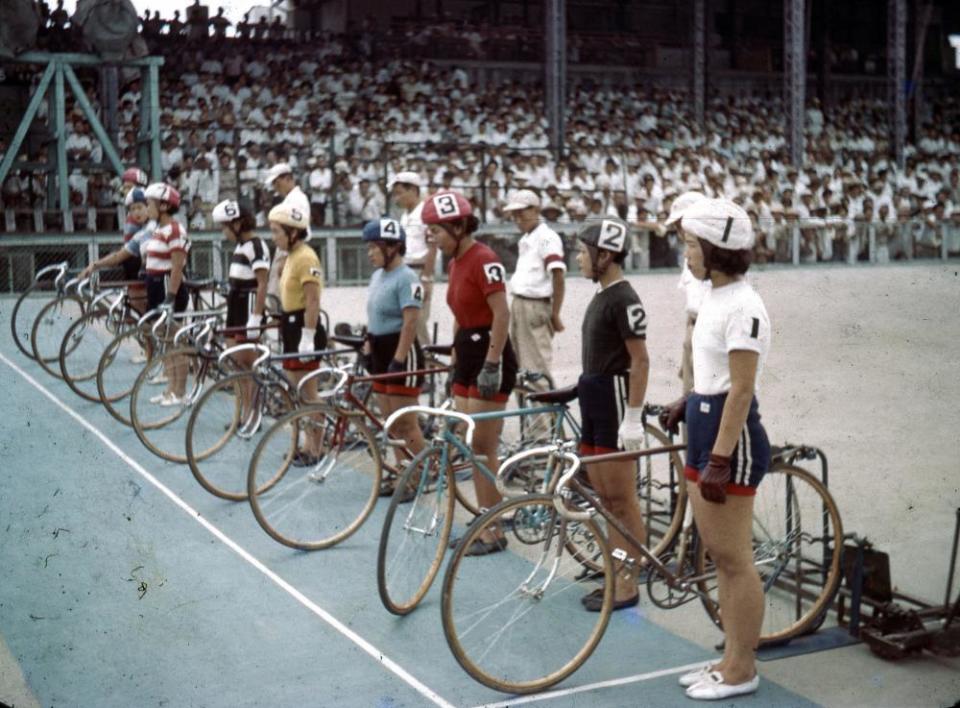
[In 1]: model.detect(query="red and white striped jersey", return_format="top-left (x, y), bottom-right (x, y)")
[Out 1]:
top-left (144, 220), bottom-right (189, 275)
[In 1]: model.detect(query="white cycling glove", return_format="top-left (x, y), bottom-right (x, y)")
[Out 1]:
top-left (618, 406), bottom-right (646, 452)
top-left (298, 327), bottom-right (316, 361)
top-left (246, 314), bottom-right (262, 341)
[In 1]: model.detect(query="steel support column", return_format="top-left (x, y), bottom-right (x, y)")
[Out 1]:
top-left (783, 0), bottom-right (806, 167)
top-left (888, 0), bottom-right (907, 170)
top-left (544, 0), bottom-right (566, 159)
top-left (692, 0), bottom-right (706, 130)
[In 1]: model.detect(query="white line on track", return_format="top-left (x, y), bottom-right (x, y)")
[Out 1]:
top-left (471, 661), bottom-right (709, 708)
top-left (0, 351), bottom-right (457, 708)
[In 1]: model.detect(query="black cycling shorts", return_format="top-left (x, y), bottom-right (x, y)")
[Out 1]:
top-left (279, 309), bottom-right (328, 371)
top-left (577, 372), bottom-right (628, 454)
top-left (452, 326), bottom-right (517, 402)
top-left (369, 331), bottom-right (424, 397)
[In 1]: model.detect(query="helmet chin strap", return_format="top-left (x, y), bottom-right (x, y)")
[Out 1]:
top-left (587, 245), bottom-right (609, 283)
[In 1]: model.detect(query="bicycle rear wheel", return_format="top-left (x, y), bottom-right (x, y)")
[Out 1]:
top-left (186, 372), bottom-right (295, 500)
top-left (59, 308), bottom-right (127, 402)
top-left (377, 445), bottom-right (456, 615)
top-left (441, 494), bottom-right (614, 694)
top-left (130, 347), bottom-right (213, 463)
top-left (97, 326), bottom-right (150, 426)
top-left (247, 409), bottom-right (382, 550)
top-left (30, 295), bottom-right (84, 378)
top-left (695, 463), bottom-right (844, 645)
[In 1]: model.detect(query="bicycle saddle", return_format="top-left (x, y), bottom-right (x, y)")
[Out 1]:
top-left (331, 334), bottom-right (365, 350)
top-left (183, 278), bottom-right (215, 290)
top-left (527, 384), bottom-right (578, 405)
top-left (423, 343), bottom-right (453, 356)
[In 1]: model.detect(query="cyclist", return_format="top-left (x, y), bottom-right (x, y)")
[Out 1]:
top-left (142, 182), bottom-right (190, 406)
top-left (423, 189), bottom-right (517, 555)
top-left (269, 202), bottom-right (327, 465)
top-left (212, 198), bottom-right (271, 419)
top-left (663, 197), bottom-right (771, 701)
top-left (80, 186), bottom-right (153, 315)
top-left (574, 217), bottom-right (650, 612)
top-left (361, 217), bottom-right (426, 497)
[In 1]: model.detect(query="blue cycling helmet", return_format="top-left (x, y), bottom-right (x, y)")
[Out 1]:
top-left (362, 217), bottom-right (406, 243)
top-left (124, 187), bottom-right (147, 206)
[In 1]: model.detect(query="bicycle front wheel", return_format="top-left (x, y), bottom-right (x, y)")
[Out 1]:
top-left (247, 409), bottom-right (382, 550)
top-left (59, 308), bottom-right (128, 402)
top-left (186, 372), bottom-right (295, 500)
top-left (97, 326), bottom-right (150, 426)
top-left (695, 463), bottom-right (844, 645)
top-left (377, 445), bottom-right (456, 615)
top-left (441, 494), bottom-right (615, 694)
top-left (130, 347), bottom-right (213, 463)
top-left (11, 283), bottom-right (51, 359)
top-left (30, 295), bottom-right (84, 378)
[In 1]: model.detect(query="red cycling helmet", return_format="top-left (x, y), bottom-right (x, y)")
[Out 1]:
top-left (122, 167), bottom-right (148, 186)
top-left (145, 182), bottom-right (181, 209)
top-left (421, 190), bottom-right (473, 225)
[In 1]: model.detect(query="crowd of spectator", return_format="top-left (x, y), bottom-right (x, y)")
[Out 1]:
top-left (2, 5), bottom-right (960, 266)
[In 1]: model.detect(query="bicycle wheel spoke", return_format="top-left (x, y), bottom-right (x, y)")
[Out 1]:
top-left (441, 496), bottom-right (614, 694)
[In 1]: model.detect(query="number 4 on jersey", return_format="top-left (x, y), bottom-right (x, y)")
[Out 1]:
top-left (411, 283), bottom-right (424, 302)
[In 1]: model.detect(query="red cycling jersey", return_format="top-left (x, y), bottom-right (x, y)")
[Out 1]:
top-left (446, 242), bottom-right (507, 329)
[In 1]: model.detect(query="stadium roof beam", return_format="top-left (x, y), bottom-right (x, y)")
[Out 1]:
top-left (910, 1), bottom-right (934, 143)
top-left (888, 0), bottom-right (907, 170)
top-left (692, 0), bottom-right (706, 130)
top-left (783, 0), bottom-right (806, 167)
top-left (545, 0), bottom-right (566, 159)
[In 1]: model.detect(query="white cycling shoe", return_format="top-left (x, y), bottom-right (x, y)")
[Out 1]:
top-left (678, 664), bottom-right (714, 688)
top-left (685, 671), bottom-right (759, 700)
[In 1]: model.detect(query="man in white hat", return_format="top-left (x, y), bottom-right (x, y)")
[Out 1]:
top-left (503, 188), bottom-right (566, 424)
top-left (390, 170), bottom-right (434, 346)
top-left (265, 162), bottom-right (311, 297)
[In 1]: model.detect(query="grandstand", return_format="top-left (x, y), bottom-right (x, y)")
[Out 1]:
top-left (1, 0), bottom-right (959, 284)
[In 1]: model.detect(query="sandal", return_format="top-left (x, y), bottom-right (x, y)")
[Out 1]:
top-left (378, 476), bottom-right (399, 497)
top-left (464, 536), bottom-right (508, 556)
top-left (582, 590), bottom-right (639, 612)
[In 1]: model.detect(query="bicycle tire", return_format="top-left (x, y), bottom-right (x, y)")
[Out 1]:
top-left (376, 445), bottom-right (456, 615)
top-left (247, 408), bottom-right (382, 550)
top-left (185, 372), bottom-right (295, 501)
top-left (694, 463), bottom-right (844, 645)
top-left (30, 295), bottom-right (84, 378)
top-left (59, 308), bottom-right (131, 402)
top-left (441, 494), bottom-right (615, 694)
top-left (11, 281), bottom-right (53, 359)
top-left (130, 346), bottom-right (213, 463)
top-left (96, 325), bottom-right (150, 426)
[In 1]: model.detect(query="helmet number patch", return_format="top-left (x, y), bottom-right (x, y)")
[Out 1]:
top-left (626, 303), bottom-right (646, 335)
top-left (224, 202), bottom-right (238, 218)
top-left (289, 207), bottom-right (304, 223)
top-left (380, 218), bottom-right (400, 238)
top-left (483, 262), bottom-right (505, 284)
top-left (411, 283), bottom-right (423, 302)
top-left (598, 220), bottom-right (627, 251)
top-left (433, 193), bottom-right (461, 218)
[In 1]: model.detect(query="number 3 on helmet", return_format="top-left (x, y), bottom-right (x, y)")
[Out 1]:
top-left (421, 190), bottom-right (472, 225)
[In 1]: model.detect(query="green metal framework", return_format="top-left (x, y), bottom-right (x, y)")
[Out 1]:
top-left (0, 51), bottom-right (164, 215)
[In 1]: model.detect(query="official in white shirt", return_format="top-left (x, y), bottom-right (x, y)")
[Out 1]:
top-left (390, 170), bottom-right (435, 346)
top-left (264, 162), bottom-right (311, 298)
top-left (503, 189), bottom-right (566, 395)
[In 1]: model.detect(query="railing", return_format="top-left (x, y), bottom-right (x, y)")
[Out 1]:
top-left (1, 219), bottom-right (957, 294)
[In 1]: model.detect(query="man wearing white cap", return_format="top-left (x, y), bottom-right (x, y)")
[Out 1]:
top-left (265, 162), bottom-right (311, 297)
top-left (390, 170), bottom-right (434, 346)
top-left (503, 188), bottom-right (566, 408)
top-left (666, 191), bottom-right (711, 393)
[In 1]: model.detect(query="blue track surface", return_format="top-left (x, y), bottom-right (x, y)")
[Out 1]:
top-left (0, 302), bottom-right (818, 707)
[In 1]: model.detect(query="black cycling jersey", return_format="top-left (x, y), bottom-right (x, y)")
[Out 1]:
top-left (581, 280), bottom-right (647, 376)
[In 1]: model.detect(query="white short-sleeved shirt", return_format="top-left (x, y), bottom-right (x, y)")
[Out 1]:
top-left (509, 222), bottom-right (566, 299)
top-left (678, 263), bottom-right (711, 316)
top-left (692, 280), bottom-right (770, 395)
top-left (401, 201), bottom-right (428, 263)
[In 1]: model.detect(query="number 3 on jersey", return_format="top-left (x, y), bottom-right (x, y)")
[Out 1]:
top-left (626, 303), bottom-right (646, 336)
top-left (483, 262), bottom-right (505, 284)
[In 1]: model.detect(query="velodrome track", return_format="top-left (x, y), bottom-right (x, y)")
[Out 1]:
top-left (1, 261), bottom-right (958, 707)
